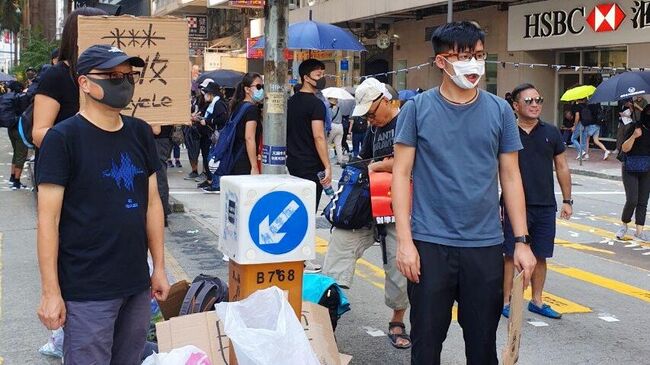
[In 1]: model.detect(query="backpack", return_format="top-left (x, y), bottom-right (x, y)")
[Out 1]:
top-left (322, 164), bottom-right (372, 229)
top-left (351, 116), bottom-right (368, 134)
top-left (208, 102), bottom-right (254, 188)
top-left (0, 92), bottom-right (19, 128)
top-left (179, 274), bottom-right (229, 315)
top-left (580, 104), bottom-right (594, 123)
top-left (302, 273), bottom-right (351, 332)
top-left (17, 103), bottom-right (34, 148)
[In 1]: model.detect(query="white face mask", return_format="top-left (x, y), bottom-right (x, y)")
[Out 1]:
top-left (443, 57), bottom-right (485, 90)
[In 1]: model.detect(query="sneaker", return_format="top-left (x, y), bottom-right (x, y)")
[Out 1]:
top-left (634, 230), bottom-right (650, 243)
top-left (11, 182), bottom-right (27, 190)
top-left (528, 302), bottom-right (562, 319)
top-left (195, 173), bottom-right (207, 182)
top-left (582, 154), bottom-right (590, 160)
top-left (184, 171), bottom-right (199, 180)
top-left (304, 260), bottom-right (322, 273)
top-left (502, 304), bottom-right (510, 318)
top-left (603, 150), bottom-right (611, 160)
top-left (167, 160), bottom-right (174, 168)
top-left (197, 180), bottom-right (211, 189)
top-left (615, 226), bottom-right (628, 240)
top-left (202, 186), bottom-right (220, 194)
top-left (175, 160), bottom-right (182, 168)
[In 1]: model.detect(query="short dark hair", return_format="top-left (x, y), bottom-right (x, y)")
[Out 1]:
top-left (431, 21), bottom-right (485, 56)
top-left (7, 81), bottom-right (23, 93)
top-left (511, 83), bottom-right (537, 102)
top-left (299, 59), bottom-right (325, 82)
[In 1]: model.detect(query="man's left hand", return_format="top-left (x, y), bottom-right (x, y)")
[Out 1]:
top-left (560, 203), bottom-right (573, 220)
top-left (151, 269), bottom-right (170, 301)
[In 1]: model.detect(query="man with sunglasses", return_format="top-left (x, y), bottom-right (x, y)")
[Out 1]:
top-left (502, 84), bottom-right (572, 320)
top-left (393, 22), bottom-right (536, 364)
top-left (36, 45), bottom-right (170, 363)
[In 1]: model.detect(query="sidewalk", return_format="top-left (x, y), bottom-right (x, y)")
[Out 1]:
top-left (565, 146), bottom-right (622, 181)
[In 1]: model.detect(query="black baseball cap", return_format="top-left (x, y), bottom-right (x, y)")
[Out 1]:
top-left (77, 44), bottom-right (145, 76)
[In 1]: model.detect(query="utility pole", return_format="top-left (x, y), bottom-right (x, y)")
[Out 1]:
top-left (261, 0), bottom-right (290, 174)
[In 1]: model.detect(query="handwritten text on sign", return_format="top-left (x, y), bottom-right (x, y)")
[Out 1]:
top-left (78, 16), bottom-right (190, 125)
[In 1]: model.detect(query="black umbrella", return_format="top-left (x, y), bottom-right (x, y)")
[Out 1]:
top-left (589, 71), bottom-right (650, 103)
top-left (196, 69), bottom-right (245, 88)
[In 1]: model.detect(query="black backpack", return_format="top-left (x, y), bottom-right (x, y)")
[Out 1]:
top-left (318, 284), bottom-right (342, 331)
top-left (0, 92), bottom-right (19, 128)
top-left (322, 164), bottom-right (372, 229)
top-left (179, 274), bottom-right (229, 315)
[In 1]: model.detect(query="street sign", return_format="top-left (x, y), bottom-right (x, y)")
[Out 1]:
top-left (248, 191), bottom-right (309, 255)
top-left (340, 59), bottom-right (349, 71)
top-left (186, 15), bottom-right (208, 39)
top-left (189, 40), bottom-right (208, 57)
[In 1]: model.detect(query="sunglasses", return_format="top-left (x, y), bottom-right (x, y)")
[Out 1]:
top-left (86, 71), bottom-right (141, 85)
top-left (251, 84), bottom-right (264, 90)
top-left (522, 96), bottom-right (544, 105)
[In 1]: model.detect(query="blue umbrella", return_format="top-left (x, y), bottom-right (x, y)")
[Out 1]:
top-left (253, 20), bottom-right (365, 52)
top-left (589, 71), bottom-right (650, 103)
top-left (0, 72), bottom-right (15, 82)
top-left (196, 69), bottom-right (245, 88)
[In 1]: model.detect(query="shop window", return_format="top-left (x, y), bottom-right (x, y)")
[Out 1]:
top-left (600, 50), bottom-right (627, 68)
top-left (486, 54), bottom-right (497, 95)
top-left (584, 51), bottom-right (599, 67)
top-left (395, 60), bottom-right (407, 91)
top-left (559, 52), bottom-right (580, 66)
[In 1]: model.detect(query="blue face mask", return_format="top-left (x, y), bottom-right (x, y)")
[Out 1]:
top-left (252, 88), bottom-right (264, 103)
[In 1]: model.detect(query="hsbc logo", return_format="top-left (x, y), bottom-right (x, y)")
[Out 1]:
top-left (586, 4), bottom-right (626, 32)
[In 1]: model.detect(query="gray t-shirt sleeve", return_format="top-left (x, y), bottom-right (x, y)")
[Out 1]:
top-left (395, 100), bottom-right (417, 147)
top-left (499, 103), bottom-right (523, 153)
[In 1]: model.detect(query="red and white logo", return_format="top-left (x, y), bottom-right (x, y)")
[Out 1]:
top-left (586, 3), bottom-right (626, 32)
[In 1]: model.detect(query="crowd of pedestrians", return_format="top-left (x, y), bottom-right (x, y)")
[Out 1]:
top-left (3, 6), bottom-right (649, 363)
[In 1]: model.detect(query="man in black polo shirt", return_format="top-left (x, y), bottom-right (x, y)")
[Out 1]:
top-left (502, 83), bottom-right (573, 319)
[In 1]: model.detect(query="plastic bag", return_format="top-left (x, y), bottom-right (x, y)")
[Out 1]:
top-left (215, 286), bottom-right (320, 365)
top-left (141, 345), bottom-right (212, 365)
top-left (38, 328), bottom-right (64, 358)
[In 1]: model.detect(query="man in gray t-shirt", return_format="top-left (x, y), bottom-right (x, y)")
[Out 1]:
top-left (392, 21), bottom-right (536, 365)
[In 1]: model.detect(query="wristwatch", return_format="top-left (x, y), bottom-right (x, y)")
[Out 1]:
top-left (514, 235), bottom-right (532, 245)
top-left (563, 199), bottom-right (574, 206)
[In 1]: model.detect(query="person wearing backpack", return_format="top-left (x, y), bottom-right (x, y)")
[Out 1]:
top-left (193, 82), bottom-right (227, 188)
top-left (322, 77), bottom-right (411, 350)
top-left (349, 115), bottom-right (368, 157)
top-left (582, 102), bottom-right (613, 160)
top-left (203, 73), bottom-right (262, 193)
top-left (3, 81), bottom-right (28, 189)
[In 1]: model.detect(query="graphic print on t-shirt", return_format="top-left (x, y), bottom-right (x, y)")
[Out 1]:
top-left (103, 152), bottom-right (145, 209)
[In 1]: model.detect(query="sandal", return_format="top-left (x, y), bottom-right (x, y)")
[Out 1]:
top-left (387, 322), bottom-right (412, 349)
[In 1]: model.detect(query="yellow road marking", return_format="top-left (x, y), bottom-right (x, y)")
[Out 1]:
top-left (555, 239), bottom-right (615, 255)
top-left (558, 218), bottom-right (650, 248)
top-left (548, 263), bottom-right (650, 303)
top-left (164, 246), bottom-right (190, 282)
top-left (316, 236), bottom-right (589, 316)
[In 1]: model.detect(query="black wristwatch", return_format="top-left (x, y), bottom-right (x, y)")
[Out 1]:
top-left (514, 235), bottom-right (532, 245)
top-left (563, 199), bottom-right (574, 206)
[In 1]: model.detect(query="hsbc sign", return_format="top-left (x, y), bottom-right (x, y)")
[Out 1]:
top-left (509, 0), bottom-right (650, 51)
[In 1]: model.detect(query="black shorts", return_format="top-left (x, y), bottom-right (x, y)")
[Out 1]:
top-left (503, 205), bottom-right (556, 258)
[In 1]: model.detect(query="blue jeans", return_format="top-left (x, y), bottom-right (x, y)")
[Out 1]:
top-left (352, 132), bottom-right (365, 157)
top-left (571, 123), bottom-right (587, 155)
top-left (172, 144), bottom-right (180, 159)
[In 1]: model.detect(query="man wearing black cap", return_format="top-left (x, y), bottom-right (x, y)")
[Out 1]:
top-left (36, 45), bottom-right (170, 364)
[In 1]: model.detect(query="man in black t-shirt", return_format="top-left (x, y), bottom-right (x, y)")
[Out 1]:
top-left (286, 59), bottom-right (331, 208)
top-left (36, 45), bottom-right (170, 364)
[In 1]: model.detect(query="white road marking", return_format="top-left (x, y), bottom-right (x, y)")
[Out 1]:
top-left (362, 326), bottom-right (386, 337)
top-left (598, 315), bottom-right (620, 323)
top-left (569, 231), bottom-right (580, 237)
top-left (625, 243), bottom-right (640, 248)
top-left (643, 252), bottom-right (650, 256)
top-left (528, 321), bottom-right (549, 327)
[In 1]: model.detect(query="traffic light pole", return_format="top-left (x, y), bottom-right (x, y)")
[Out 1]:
top-left (261, 0), bottom-right (290, 174)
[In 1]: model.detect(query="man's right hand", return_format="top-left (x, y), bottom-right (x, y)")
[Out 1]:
top-left (319, 167), bottom-right (332, 187)
top-left (633, 128), bottom-right (642, 139)
top-left (397, 239), bottom-right (421, 283)
top-left (38, 293), bottom-right (66, 330)
top-left (513, 243), bottom-right (537, 288)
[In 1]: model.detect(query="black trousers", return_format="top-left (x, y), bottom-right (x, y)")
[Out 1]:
top-left (199, 136), bottom-right (212, 180)
top-left (288, 168), bottom-right (323, 212)
top-left (408, 242), bottom-right (503, 365)
top-left (155, 137), bottom-right (172, 217)
top-left (621, 165), bottom-right (650, 225)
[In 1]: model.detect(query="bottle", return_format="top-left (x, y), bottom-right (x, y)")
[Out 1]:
top-left (317, 170), bottom-right (334, 196)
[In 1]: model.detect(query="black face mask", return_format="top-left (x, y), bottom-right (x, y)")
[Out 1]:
top-left (309, 76), bottom-right (326, 90)
top-left (87, 77), bottom-right (135, 109)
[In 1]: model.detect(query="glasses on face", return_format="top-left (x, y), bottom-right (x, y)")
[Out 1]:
top-left (439, 50), bottom-right (487, 62)
top-left (86, 71), bottom-right (141, 85)
top-left (522, 96), bottom-right (544, 105)
top-left (364, 97), bottom-right (383, 119)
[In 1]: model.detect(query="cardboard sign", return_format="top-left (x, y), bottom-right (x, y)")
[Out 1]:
top-left (503, 271), bottom-right (524, 365)
top-left (155, 302), bottom-right (352, 365)
top-left (156, 280), bottom-right (190, 320)
top-left (368, 171), bottom-right (395, 224)
top-left (77, 16), bottom-right (191, 125)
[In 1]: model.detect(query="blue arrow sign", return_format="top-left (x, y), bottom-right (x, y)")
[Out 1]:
top-left (249, 191), bottom-right (309, 255)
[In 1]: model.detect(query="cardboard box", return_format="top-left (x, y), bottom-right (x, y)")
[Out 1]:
top-left (77, 16), bottom-right (191, 126)
top-left (157, 280), bottom-right (190, 320)
top-left (156, 301), bottom-right (351, 365)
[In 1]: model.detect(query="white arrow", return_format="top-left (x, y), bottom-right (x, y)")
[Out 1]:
top-left (259, 200), bottom-right (300, 245)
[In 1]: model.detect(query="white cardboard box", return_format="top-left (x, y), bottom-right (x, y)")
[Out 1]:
top-left (219, 175), bottom-right (316, 264)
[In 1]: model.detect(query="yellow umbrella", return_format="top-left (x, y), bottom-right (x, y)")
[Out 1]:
top-left (560, 85), bottom-right (596, 102)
